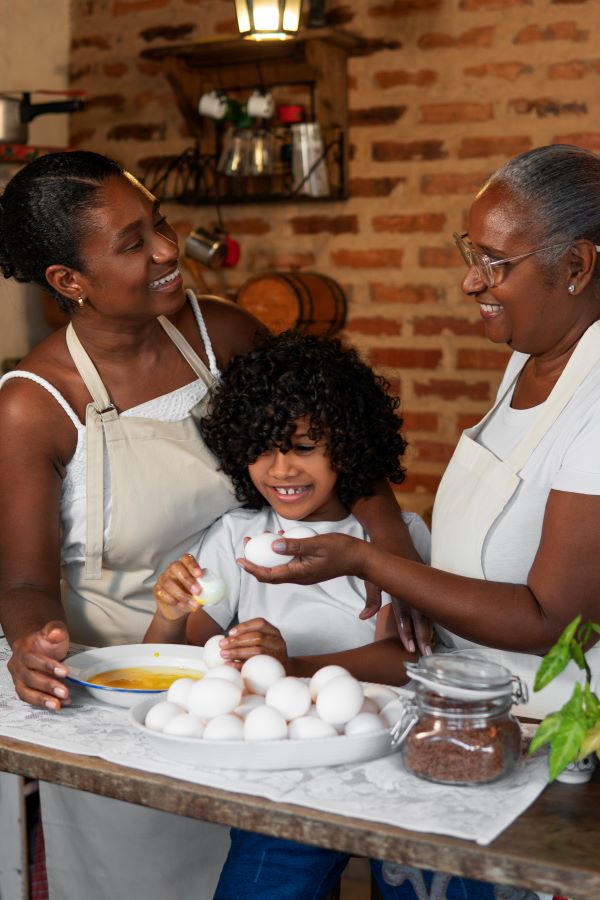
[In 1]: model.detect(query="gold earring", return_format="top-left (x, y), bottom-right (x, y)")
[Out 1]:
top-left (77, 296), bottom-right (85, 307)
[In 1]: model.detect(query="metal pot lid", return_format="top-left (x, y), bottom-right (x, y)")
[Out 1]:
top-left (405, 651), bottom-right (519, 700)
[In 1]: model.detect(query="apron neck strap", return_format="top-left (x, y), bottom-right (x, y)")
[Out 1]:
top-left (157, 315), bottom-right (215, 387)
top-left (66, 323), bottom-right (113, 413)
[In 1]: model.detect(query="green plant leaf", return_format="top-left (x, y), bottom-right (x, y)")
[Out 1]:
top-left (569, 639), bottom-right (587, 671)
top-left (580, 722), bottom-right (600, 758)
top-left (528, 712), bottom-right (563, 755)
top-left (548, 718), bottom-right (588, 781)
top-left (582, 684), bottom-right (600, 725)
top-left (560, 615), bottom-right (582, 646)
top-left (534, 643), bottom-right (571, 691)
top-left (533, 616), bottom-right (583, 691)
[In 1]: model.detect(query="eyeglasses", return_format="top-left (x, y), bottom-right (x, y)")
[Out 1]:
top-left (453, 232), bottom-right (571, 288)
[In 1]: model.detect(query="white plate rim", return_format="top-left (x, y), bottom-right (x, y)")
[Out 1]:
top-left (129, 693), bottom-right (405, 770)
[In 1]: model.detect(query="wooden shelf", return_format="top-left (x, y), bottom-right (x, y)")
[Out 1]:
top-left (139, 29), bottom-right (363, 196)
top-left (140, 28), bottom-right (366, 68)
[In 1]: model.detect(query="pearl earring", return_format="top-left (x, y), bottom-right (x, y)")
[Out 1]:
top-left (77, 296), bottom-right (85, 307)
top-left (568, 284), bottom-right (576, 294)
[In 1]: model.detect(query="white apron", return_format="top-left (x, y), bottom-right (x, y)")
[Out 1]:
top-left (432, 322), bottom-right (600, 719)
top-left (43, 310), bottom-right (238, 900)
top-left (61, 313), bottom-right (237, 646)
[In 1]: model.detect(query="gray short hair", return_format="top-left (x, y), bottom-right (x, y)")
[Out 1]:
top-left (481, 144), bottom-right (600, 280)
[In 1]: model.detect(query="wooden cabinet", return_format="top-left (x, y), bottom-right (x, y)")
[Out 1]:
top-left (140, 29), bottom-right (365, 204)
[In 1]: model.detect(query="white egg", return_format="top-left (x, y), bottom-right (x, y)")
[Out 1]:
top-left (241, 654), bottom-right (286, 695)
top-left (163, 712), bottom-right (205, 738)
top-left (282, 525), bottom-right (317, 539)
top-left (309, 665), bottom-right (351, 701)
top-left (243, 705), bottom-right (288, 741)
top-left (316, 675), bottom-right (364, 726)
top-left (379, 698), bottom-right (405, 728)
top-left (203, 714), bottom-right (244, 741)
top-left (344, 712), bottom-right (385, 737)
top-left (144, 701), bottom-right (183, 732)
top-left (359, 697), bottom-right (380, 715)
top-left (288, 716), bottom-right (337, 740)
top-left (244, 532), bottom-right (293, 568)
top-left (204, 665), bottom-right (243, 688)
top-left (166, 677), bottom-right (198, 709)
top-left (265, 677), bottom-right (311, 721)
top-left (203, 634), bottom-right (226, 669)
top-left (363, 684), bottom-right (398, 711)
top-left (187, 677), bottom-right (242, 719)
top-left (193, 570), bottom-right (226, 607)
top-left (305, 704), bottom-right (320, 718)
top-left (234, 694), bottom-right (265, 719)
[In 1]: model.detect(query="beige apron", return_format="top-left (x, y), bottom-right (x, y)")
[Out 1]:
top-left (61, 314), bottom-right (237, 647)
top-left (432, 322), bottom-right (600, 719)
top-left (43, 313), bottom-right (237, 900)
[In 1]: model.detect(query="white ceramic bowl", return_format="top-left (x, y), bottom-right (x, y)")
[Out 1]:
top-left (66, 643), bottom-right (207, 708)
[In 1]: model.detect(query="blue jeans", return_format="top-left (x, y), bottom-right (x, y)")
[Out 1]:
top-left (213, 830), bottom-right (497, 900)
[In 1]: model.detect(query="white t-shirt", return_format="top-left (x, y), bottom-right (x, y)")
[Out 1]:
top-left (479, 349), bottom-right (600, 583)
top-left (192, 507), bottom-right (431, 657)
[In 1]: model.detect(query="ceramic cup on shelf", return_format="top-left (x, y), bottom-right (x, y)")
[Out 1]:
top-left (247, 89), bottom-right (274, 120)
top-left (198, 90), bottom-right (228, 120)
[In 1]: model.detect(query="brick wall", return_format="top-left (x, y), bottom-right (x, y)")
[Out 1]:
top-left (69, 0), bottom-right (600, 518)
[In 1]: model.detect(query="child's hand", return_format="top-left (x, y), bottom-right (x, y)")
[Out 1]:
top-left (218, 618), bottom-right (290, 670)
top-left (153, 553), bottom-right (204, 621)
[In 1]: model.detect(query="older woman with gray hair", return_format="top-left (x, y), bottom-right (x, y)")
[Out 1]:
top-left (231, 143), bottom-right (600, 899)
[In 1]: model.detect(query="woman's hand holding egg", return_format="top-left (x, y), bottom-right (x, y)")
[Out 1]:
top-left (239, 531), bottom-right (366, 586)
top-left (153, 553), bottom-right (226, 621)
top-left (219, 618), bottom-right (290, 670)
top-left (242, 526), bottom-right (317, 569)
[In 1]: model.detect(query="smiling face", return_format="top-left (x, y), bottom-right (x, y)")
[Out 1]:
top-left (71, 174), bottom-right (185, 321)
top-left (461, 183), bottom-right (582, 356)
top-left (247, 416), bottom-right (347, 522)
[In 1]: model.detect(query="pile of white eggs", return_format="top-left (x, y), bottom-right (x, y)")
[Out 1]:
top-left (143, 635), bottom-right (400, 743)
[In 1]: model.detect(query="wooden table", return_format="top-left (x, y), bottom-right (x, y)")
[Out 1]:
top-left (0, 733), bottom-right (598, 899)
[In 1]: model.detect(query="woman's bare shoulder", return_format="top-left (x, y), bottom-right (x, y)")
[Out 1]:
top-left (0, 330), bottom-right (80, 463)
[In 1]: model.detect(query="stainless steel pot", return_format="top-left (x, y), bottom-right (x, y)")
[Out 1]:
top-left (0, 91), bottom-right (85, 144)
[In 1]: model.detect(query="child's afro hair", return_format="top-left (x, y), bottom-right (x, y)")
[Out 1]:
top-left (199, 330), bottom-right (407, 510)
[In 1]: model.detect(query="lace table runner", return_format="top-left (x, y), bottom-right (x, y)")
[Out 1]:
top-left (0, 639), bottom-right (548, 845)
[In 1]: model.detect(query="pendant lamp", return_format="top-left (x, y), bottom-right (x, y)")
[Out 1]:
top-left (234, 0), bottom-right (303, 40)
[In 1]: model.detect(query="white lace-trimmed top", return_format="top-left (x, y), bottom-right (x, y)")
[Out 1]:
top-left (0, 292), bottom-right (220, 565)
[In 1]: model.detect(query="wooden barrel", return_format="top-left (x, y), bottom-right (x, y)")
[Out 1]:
top-left (236, 272), bottom-right (347, 337)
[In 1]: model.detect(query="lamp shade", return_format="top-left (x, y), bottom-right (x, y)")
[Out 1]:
top-left (234, 0), bottom-right (303, 40)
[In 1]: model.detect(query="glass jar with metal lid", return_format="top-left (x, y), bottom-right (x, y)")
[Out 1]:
top-left (392, 652), bottom-right (528, 785)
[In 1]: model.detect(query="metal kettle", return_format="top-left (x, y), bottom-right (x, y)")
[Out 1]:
top-left (0, 91), bottom-right (85, 144)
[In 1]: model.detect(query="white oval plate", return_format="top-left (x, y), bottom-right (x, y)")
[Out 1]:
top-left (130, 696), bottom-right (400, 770)
top-left (66, 644), bottom-right (207, 708)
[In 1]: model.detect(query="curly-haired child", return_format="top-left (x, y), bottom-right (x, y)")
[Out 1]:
top-left (145, 330), bottom-right (431, 900)
top-left (145, 330), bottom-right (430, 684)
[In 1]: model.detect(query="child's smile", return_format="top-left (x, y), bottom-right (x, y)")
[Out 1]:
top-left (248, 417), bottom-right (348, 522)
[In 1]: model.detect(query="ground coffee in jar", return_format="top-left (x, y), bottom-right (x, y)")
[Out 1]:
top-left (394, 653), bottom-right (527, 786)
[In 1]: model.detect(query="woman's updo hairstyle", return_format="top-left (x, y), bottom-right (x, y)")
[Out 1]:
top-left (0, 150), bottom-right (124, 312)
top-left (482, 143), bottom-right (600, 281)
